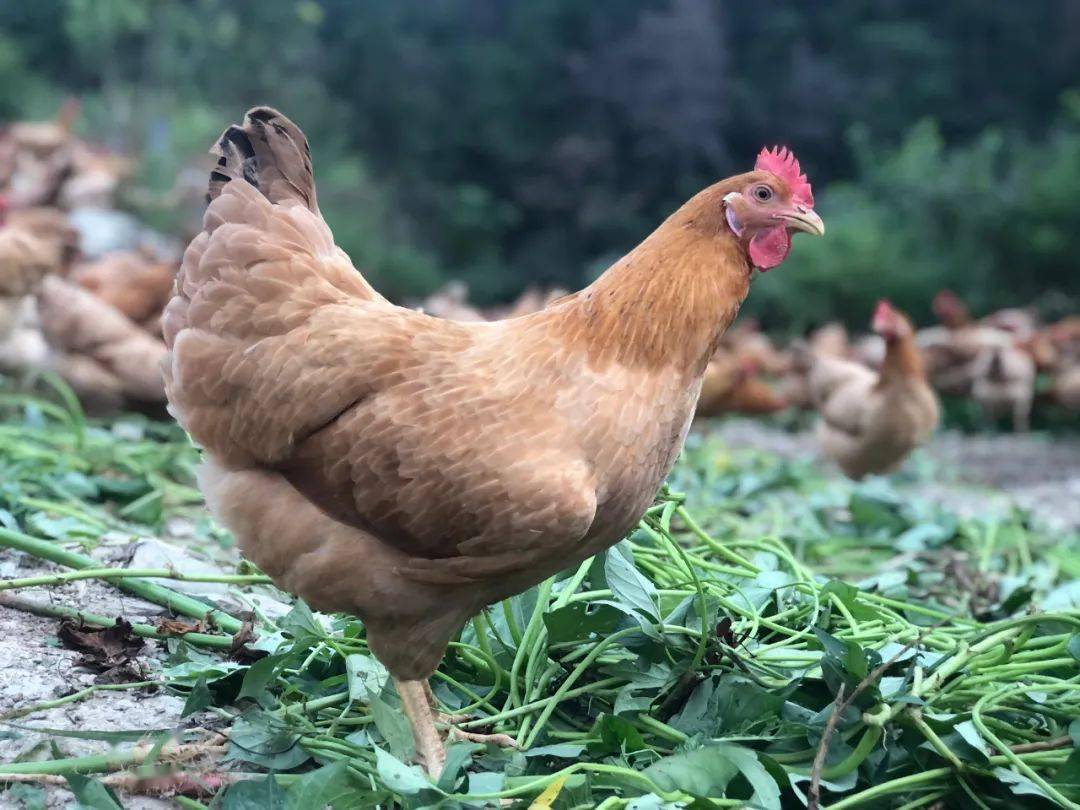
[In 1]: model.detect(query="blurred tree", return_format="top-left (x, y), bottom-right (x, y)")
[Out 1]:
top-left (749, 102), bottom-right (1080, 330)
top-left (0, 0), bottom-right (1077, 319)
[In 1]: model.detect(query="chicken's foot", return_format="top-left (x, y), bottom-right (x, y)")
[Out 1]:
top-left (422, 679), bottom-right (519, 748)
top-left (447, 727), bottom-right (520, 747)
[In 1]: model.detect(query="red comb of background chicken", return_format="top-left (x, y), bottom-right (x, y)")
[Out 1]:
top-left (932, 290), bottom-right (960, 313)
top-left (755, 146), bottom-right (814, 207)
top-left (872, 299), bottom-right (895, 331)
top-left (737, 357), bottom-right (761, 378)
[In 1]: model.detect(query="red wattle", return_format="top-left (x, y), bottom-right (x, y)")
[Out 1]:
top-left (748, 225), bottom-right (791, 270)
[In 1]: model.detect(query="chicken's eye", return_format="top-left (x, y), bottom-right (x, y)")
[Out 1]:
top-left (752, 185), bottom-right (773, 202)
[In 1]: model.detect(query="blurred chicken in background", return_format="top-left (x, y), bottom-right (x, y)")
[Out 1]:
top-left (917, 290), bottom-right (1049, 430)
top-left (417, 280), bottom-right (486, 322)
top-left (37, 277), bottom-right (167, 414)
top-left (486, 285), bottom-right (569, 320)
top-left (0, 104), bottom-right (169, 412)
top-left (806, 301), bottom-right (939, 478)
top-left (720, 319), bottom-right (792, 376)
top-left (970, 344), bottom-right (1036, 431)
top-left (0, 102), bottom-right (1074, 438)
top-left (0, 195), bottom-right (70, 375)
top-left (71, 251), bottom-right (176, 334)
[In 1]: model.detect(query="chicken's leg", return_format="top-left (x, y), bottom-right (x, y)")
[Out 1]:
top-left (396, 678), bottom-right (446, 779)
top-left (1013, 397), bottom-right (1031, 433)
top-left (422, 679), bottom-right (519, 748)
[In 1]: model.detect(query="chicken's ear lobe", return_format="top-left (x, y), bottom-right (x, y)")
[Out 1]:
top-left (723, 192), bottom-right (744, 236)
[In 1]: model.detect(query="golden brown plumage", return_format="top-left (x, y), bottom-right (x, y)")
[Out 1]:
top-left (71, 251), bottom-right (176, 329)
top-left (809, 301), bottom-right (939, 479)
top-left (163, 108), bottom-right (823, 775)
top-left (696, 354), bottom-right (787, 417)
top-left (38, 276), bottom-right (167, 412)
top-left (970, 343), bottom-right (1036, 431)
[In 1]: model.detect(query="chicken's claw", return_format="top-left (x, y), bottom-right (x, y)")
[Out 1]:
top-left (448, 728), bottom-right (519, 748)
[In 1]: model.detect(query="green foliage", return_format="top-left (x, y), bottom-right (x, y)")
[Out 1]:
top-left (63, 775), bottom-right (123, 810)
top-left (750, 107), bottom-right (1080, 330)
top-left (0, 385), bottom-right (1078, 806)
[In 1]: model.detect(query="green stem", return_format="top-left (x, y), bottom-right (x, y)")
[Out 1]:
top-left (1, 681), bottom-right (156, 721)
top-left (522, 628), bottom-right (638, 749)
top-left (827, 768), bottom-right (952, 809)
top-left (970, 683), bottom-right (1080, 809)
top-left (0, 527), bottom-right (244, 633)
top-left (0, 751), bottom-right (141, 776)
top-left (0, 567), bottom-right (272, 591)
top-left (458, 677), bottom-right (622, 729)
top-left (0, 593), bottom-right (236, 649)
top-left (910, 710), bottom-right (965, 771)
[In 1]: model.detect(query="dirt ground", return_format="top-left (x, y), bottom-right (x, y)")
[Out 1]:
top-left (0, 423), bottom-right (1077, 807)
top-left (0, 582), bottom-right (183, 809)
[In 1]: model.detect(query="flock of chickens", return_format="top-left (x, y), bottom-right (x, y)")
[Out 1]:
top-left (0, 107), bottom-right (177, 414)
top-left (421, 279), bottom-right (1080, 479)
top-left (0, 106), bottom-right (1077, 487)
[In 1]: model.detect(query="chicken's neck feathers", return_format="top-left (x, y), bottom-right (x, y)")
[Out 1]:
top-left (878, 334), bottom-right (926, 385)
top-left (557, 188), bottom-right (750, 376)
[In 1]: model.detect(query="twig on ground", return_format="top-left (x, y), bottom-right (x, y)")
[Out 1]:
top-left (1, 680), bottom-right (157, 721)
top-left (807, 684), bottom-right (846, 810)
top-left (0, 769), bottom-right (262, 797)
top-left (0, 736), bottom-right (228, 778)
top-left (0, 592), bottom-right (237, 649)
top-left (806, 623), bottom-right (944, 810)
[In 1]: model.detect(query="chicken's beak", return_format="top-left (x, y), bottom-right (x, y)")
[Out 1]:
top-left (778, 205), bottom-right (825, 236)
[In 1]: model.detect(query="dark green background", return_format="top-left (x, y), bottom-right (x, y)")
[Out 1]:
top-left (2, 0), bottom-right (1077, 330)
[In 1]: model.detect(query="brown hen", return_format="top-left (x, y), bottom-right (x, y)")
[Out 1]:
top-left (696, 355), bottom-right (787, 417)
top-left (809, 301), bottom-right (939, 478)
top-left (162, 108), bottom-right (823, 775)
top-left (71, 251), bottom-right (176, 330)
top-left (38, 277), bottom-right (167, 413)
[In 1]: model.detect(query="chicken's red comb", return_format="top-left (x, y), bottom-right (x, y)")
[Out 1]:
top-left (755, 146), bottom-right (814, 207)
top-left (873, 299), bottom-right (896, 331)
top-left (738, 357), bottom-right (761, 377)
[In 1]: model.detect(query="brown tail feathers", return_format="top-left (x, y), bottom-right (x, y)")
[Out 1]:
top-left (208, 107), bottom-right (318, 213)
